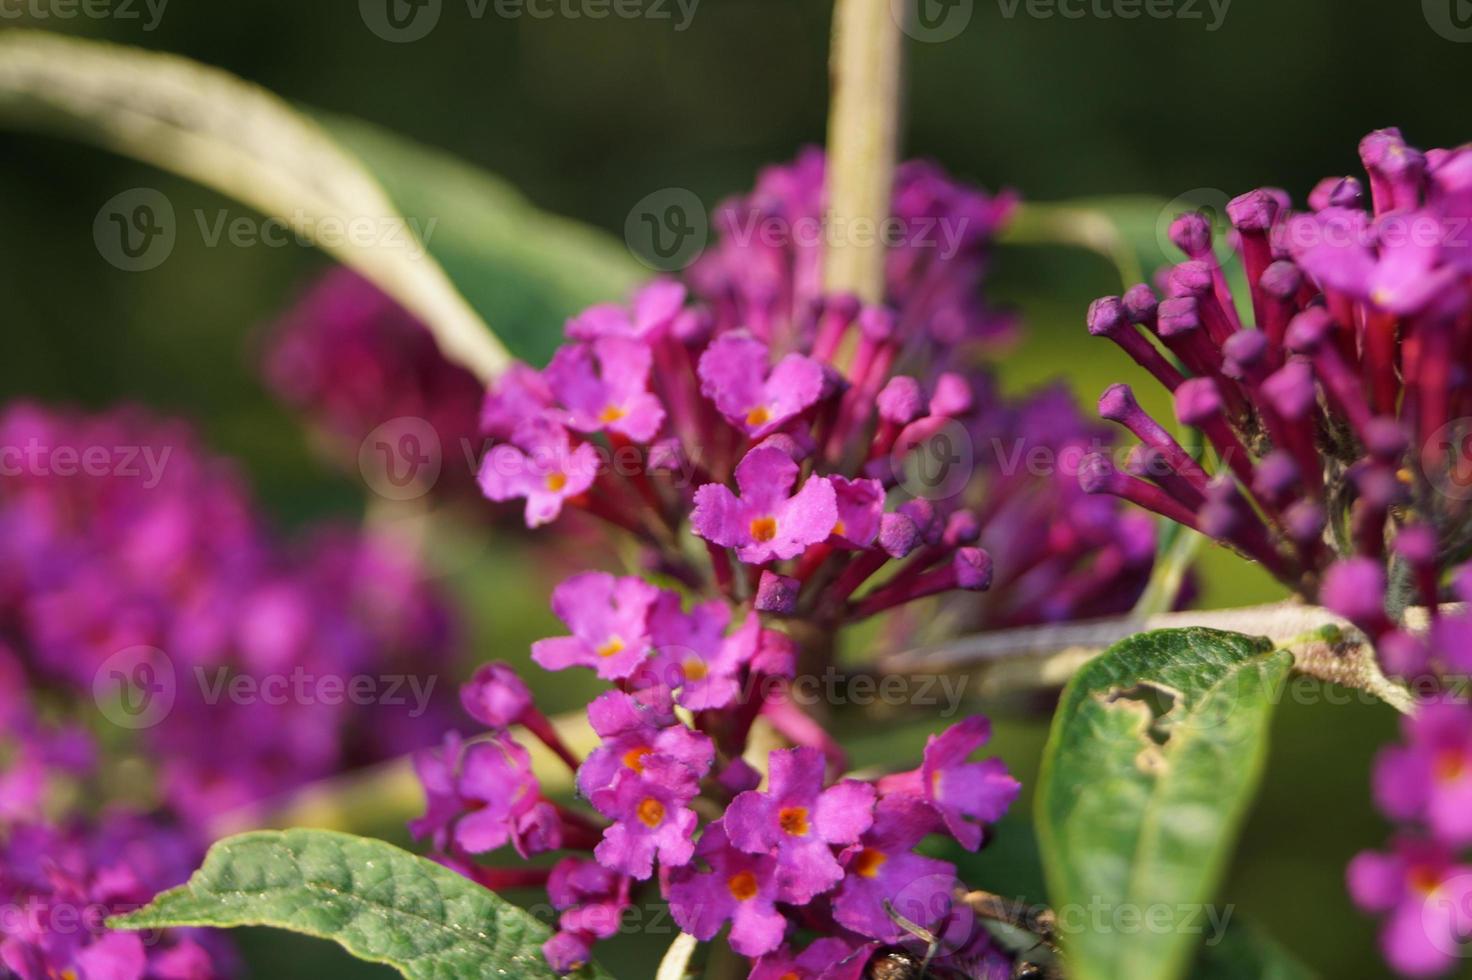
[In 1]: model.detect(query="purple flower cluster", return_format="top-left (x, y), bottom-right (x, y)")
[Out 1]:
top-left (413, 151), bottom-right (1153, 976)
top-left (261, 267), bottom-right (487, 497)
top-left (0, 402), bottom-right (466, 975)
top-left (1084, 129), bottom-right (1472, 638)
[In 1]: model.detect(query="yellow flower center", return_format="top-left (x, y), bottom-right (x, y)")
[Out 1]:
top-left (778, 806), bottom-right (810, 837)
top-left (749, 516), bottom-right (778, 543)
top-left (596, 636), bottom-right (626, 659)
top-left (727, 870), bottom-right (758, 901)
top-left (599, 404), bottom-right (627, 423)
top-left (745, 406), bottom-right (771, 428)
top-left (832, 520), bottom-right (847, 538)
top-left (623, 746), bottom-right (653, 772)
top-left (853, 847), bottom-right (887, 878)
top-left (544, 472), bottom-right (568, 492)
top-left (637, 797), bottom-right (665, 828)
top-left (682, 658), bottom-right (709, 681)
top-left (1410, 864), bottom-right (1443, 896)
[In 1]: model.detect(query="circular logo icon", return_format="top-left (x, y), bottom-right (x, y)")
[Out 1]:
top-left (1154, 187), bottom-right (1233, 267)
top-left (890, 0), bottom-right (972, 42)
top-left (93, 188), bottom-right (175, 272)
top-left (360, 0), bottom-right (442, 42)
top-left (92, 645), bottom-right (175, 730)
top-left (890, 418), bottom-right (975, 500)
top-left (1420, 873), bottom-right (1472, 960)
top-left (888, 871), bottom-right (977, 955)
top-left (359, 417), bottom-right (443, 500)
top-left (624, 187), bottom-right (708, 272)
top-left (1425, 0), bottom-right (1472, 41)
top-left (1422, 417), bottom-right (1472, 501)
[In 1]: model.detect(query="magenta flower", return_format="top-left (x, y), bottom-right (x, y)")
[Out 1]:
top-left (667, 822), bottom-right (787, 958)
top-left (566, 280), bottom-right (689, 342)
top-left (833, 795), bottom-right (957, 941)
top-left (1374, 698), bottom-right (1472, 847)
top-left (531, 572), bottom-right (660, 680)
top-left (725, 747), bottom-right (876, 903)
top-left (409, 731), bottom-right (550, 857)
top-left (697, 332), bottom-right (826, 438)
top-left (544, 337), bottom-right (666, 442)
top-left (577, 687), bottom-right (713, 815)
top-left (459, 661), bottom-right (533, 730)
top-left (592, 755), bottom-right (700, 879)
top-left (748, 937), bottom-right (858, 980)
top-left (478, 417), bottom-right (599, 528)
top-left (1349, 837), bottom-right (1472, 977)
top-left (828, 476), bottom-right (885, 548)
top-left (480, 362), bottom-right (554, 440)
top-left (878, 716), bottom-right (1019, 851)
top-left (542, 857), bottom-right (631, 974)
top-left (691, 447), bottom-right (837, 563)
top-left (641, 594), bottom-right (760, 710)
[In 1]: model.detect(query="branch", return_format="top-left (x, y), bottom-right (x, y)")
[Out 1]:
top-left (878, 601), bottom-right (1437, 713)
top-left (823, 0), bottom-right (905, 303)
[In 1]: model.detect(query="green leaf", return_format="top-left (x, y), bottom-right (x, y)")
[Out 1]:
top-left (110, 829), bottom-right (613, 980)
top-left (1035, 628), bottom-right (1292, 980)
top-left (1002, 195), bottom-right (1173, 287)
top-left (1193, 917), bottom-right (1316, 980)
top-left (316, 114), bottom-right (643, 365)
top-left (0, 30), bottom-right (509, 381)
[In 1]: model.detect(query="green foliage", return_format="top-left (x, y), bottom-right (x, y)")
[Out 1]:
top-left (1036, 628), bottom-right (1293, 980)
top-left (112, 829), bottom-right (613, 980)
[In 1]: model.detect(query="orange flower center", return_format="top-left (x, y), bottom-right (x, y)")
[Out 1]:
top-left (853, 847), bottom-right (887, 878)
top-left (637, 797), bottom-right (665, 828)
top-left (596, 636), bottom-right (626, 659)
top-left (1435, 749), bottom-right (1466, 783)
top-left (778, 806), bottom-right (810, 837)
top-left (727, 870), bottom-right (758, 901)
top-left (623, 746), bottom-right (653, 772)
top-left (599, 404), bottom-right (627, 423)
top-left (544, 472), bottom-right (568, 492)
top-left (745, 406), bottom-right (771, 428)
top-left (749, 516), bottom-right (778, 542)
top-left (1410, 864), bottom-right (1443, 896)
top-left (831, 519), bottom-right (847, 538)
top-left (682, 658), bottom-right (709, 681)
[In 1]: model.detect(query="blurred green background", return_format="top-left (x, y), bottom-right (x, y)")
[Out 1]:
top-left (2, 2), bottom-right (1465, 976)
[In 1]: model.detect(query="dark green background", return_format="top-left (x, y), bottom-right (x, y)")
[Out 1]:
top-left (2, 2), bottom-right (1464, 976)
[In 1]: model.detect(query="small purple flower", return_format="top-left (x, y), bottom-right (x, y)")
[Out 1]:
top-left (479, 362), bottom-right (554, 440)
top-left (1349, 837), bottom-right (1472, 977)
top-left (1374, 698), bottom-right (1472, 846)
top-left (698, 332), bottom-right (826, 438)
top-left (478, 417), bottom-right (599, 528)
top-left (748, 937), bottom-right (857, 980)
top-left (542, 857), bottom-right (630, 974)
top-left (459, 661), bottom-right (532, 730)
top-left (592, 755), bottom-right (700, 879)
top-left (566, 280), bottom-right (688, 342)
top-left (410, 731), bottom-right (547, 856)
top-left (725, 747), bottom-right (876, 903)
top-left (578, 687), bottom-right (713, 814)
top-left (531, 572), bottom-right (660, 680)
top-left (878, 716), bottom-right (1019, 851)
top-left (691, 447), bottom-right (837, 563)
top-left (667, 822), bottom-right (787, 958)
top-left (643, 594), bottom-right (760, 710)
top-left (829, 476), bottom-right (885, 549)
top-left (833, 795), bottom-right (957, 941)
top-left (545, 338), bottom-right (666, 442)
